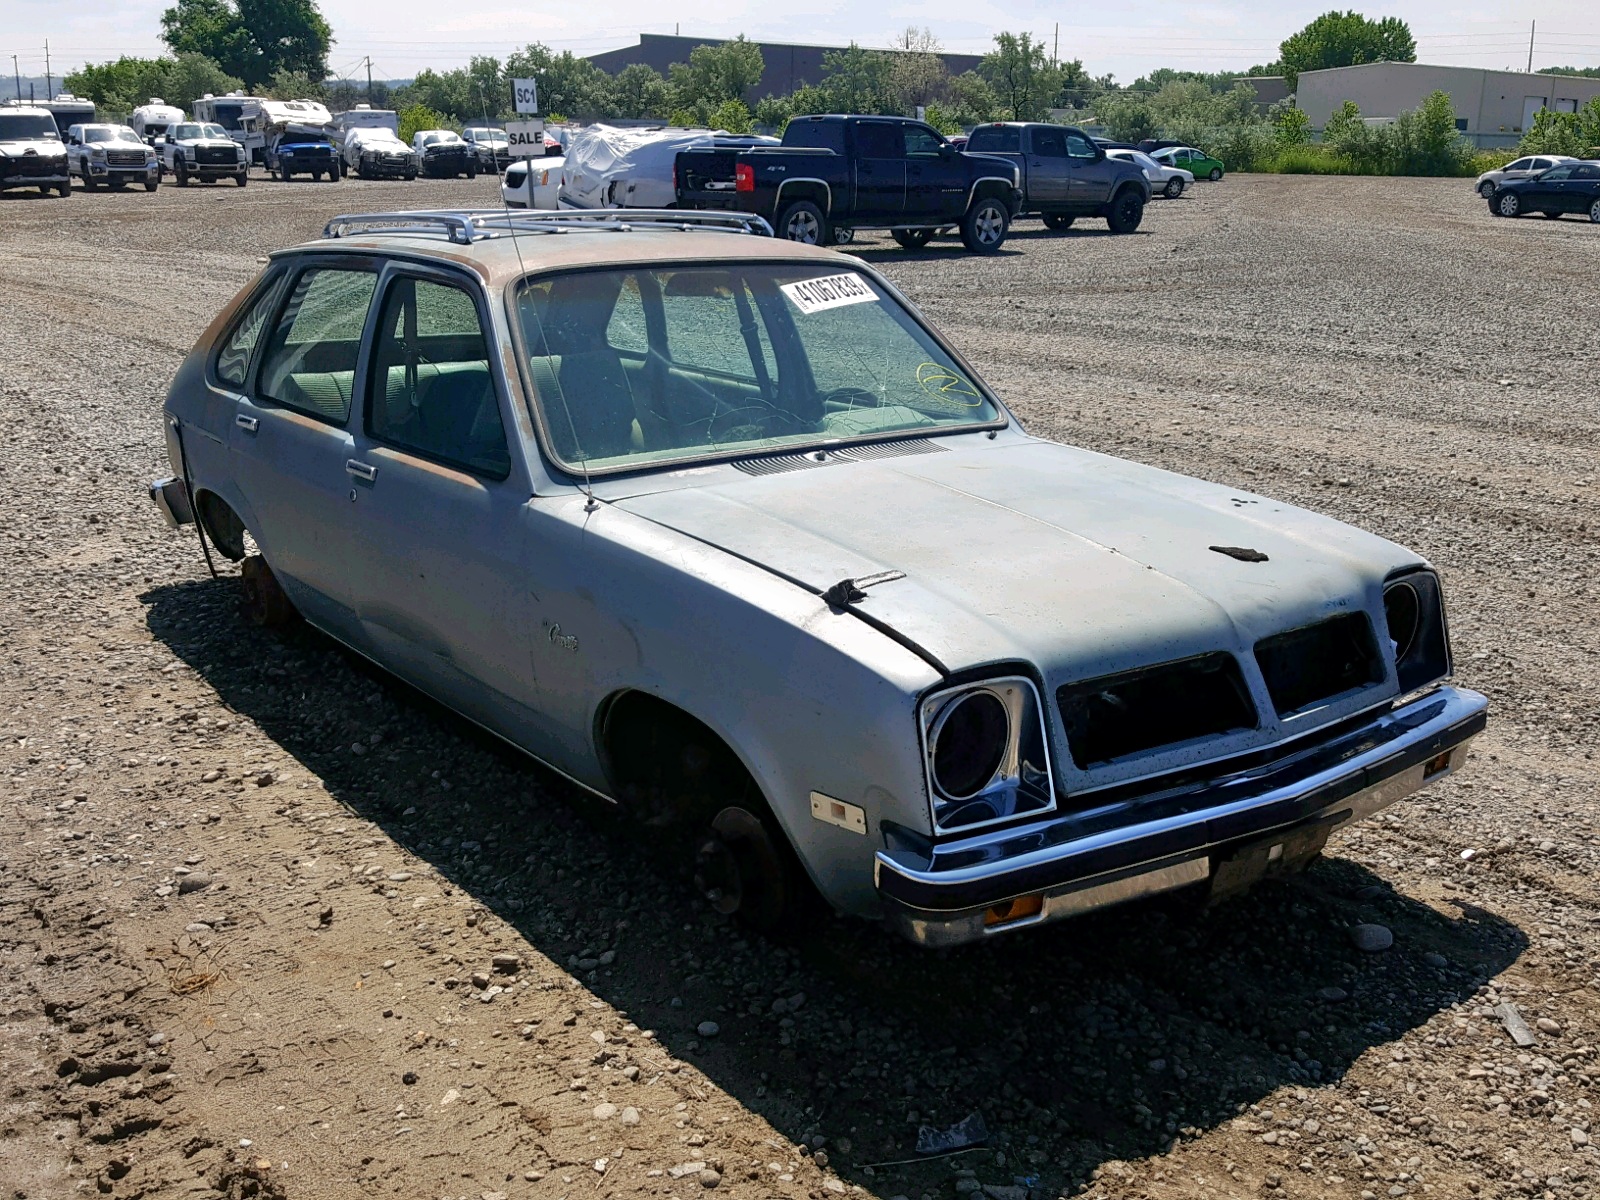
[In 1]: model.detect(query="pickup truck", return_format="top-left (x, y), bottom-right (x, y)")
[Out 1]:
top-left (676, 114), bottom-right (1022, 254)
top-left (160, 121), bottom-right (249, 186)
top-left (963, 122), bottom-right (1149, 234)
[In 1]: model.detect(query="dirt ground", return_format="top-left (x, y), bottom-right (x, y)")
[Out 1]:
top-left (1, 171), bottom-right (1598, 1200)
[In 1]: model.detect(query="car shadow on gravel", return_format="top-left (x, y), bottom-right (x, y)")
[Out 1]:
top-left (144, 575), bottom-right (1527, 1199)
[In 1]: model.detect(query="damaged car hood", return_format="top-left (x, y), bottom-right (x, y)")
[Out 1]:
top-left (614, 437), bottom-right (1416, 683)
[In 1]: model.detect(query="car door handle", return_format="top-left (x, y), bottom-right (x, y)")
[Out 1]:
top-left (345, 459), bottom-right (377, 482)
top-left (234, 413), bottom-right (259, 433)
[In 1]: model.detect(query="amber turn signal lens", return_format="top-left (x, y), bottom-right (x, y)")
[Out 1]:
top-left (984, 894), bottom-right (1044, 927)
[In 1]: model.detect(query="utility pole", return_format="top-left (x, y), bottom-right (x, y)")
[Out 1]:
top-left (44, 40), bottom-right (52, 99)
top-left (1054, 22), bottom-right (1059, 67)
top-left (364, 56), bottom-right (372, 100)
top-left (1527, 20), bottom-right (1535, 73)
top-left (12, 55), bottom-right (20, 101)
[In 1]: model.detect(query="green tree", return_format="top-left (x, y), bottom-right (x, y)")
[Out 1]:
top-left (819, 44), bottom-right (897, 114)
top-left (668, 36), bottom-right (765, 108)
top-left (504, 44), bottom-right (615, 119)
top-left (398, 103), bottom-right (450, 143)
top-left (1538, 65), bottom-right (1600, 79)
top-left (1274, 103), bottom-right (1311, 145)
top-left (1393, 90), bottom-right (1472, 174)
top-left (160, 0), bottom-right (330, 88)
top-left (266, 67), bottom-right (325, 100)
top-left (65, 52), bottom-right (243, 114)
top-left (1279, 11), bottom-right (1416, 89)
top-left (945, 70), bottom-right (997, 126)
top-left (1518, 106), bottom-right (1585, 156)
top-left (610, 63), bottom-right (670, 119)
top-left (753, 94), bottom-right (793, 129)
top-left (889, 27), bottom-right (949, 112)
top-left (1579, 97), bottom-right (1600, 150)
top-left (921, 101), bottom-right (961, 136)
top-left (710, 98), bottom-right (753, 134)
top-left (978, 32), bottom-right (1061, 122)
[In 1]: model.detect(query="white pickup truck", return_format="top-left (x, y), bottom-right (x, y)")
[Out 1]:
top-left (160, 121), bottom-right (248, 186)
top-left (65, 123), bottom-right (160, 191)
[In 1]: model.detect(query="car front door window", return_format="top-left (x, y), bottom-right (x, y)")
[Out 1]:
top-left (366, 277), bottom-right (510, 478)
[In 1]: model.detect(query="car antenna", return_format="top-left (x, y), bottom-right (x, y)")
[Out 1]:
top-left (481, 80), bottom-right (599, 514)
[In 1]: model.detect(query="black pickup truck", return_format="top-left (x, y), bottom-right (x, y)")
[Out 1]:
top-left (964, 122), bottom-right (1150, 233)
top-left (676, 114), bottom-right (1022, 253)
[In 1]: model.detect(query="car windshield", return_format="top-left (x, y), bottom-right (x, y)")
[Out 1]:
top-left (83, 127), bottom-right (120, 142)
top-left (0, 113), bottom-right (60, 140)
top-left (516, 263), bottom-right (1002, 473)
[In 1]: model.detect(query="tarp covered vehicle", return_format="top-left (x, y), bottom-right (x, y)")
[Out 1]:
top-left (559, 123), bottom-right (775, 209)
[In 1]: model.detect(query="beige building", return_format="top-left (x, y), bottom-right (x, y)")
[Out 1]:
top-left (1296, 61), bottom-right (1600, 146)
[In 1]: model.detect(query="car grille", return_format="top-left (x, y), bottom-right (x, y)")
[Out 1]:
top-left (1, 153), bottom-right (65, 177)
top-left (196, 146), bottom-right (236, 165)
top-left (1254, 613), bottom-right (1384, 717)
top-left (1057, 653), bottom-right (1256, 769)
top-left (107, 150), bottom-right (146, 166)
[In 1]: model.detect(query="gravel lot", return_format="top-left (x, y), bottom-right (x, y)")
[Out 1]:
top-left (2, 172), bottom-right (1599, 1200)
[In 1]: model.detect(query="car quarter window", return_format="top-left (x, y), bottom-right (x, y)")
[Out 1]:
top-left (215, 273), bottom-right (288, 389)
top-left (1573, 164), bottom-right (1600, 180)
top-left (856, 123), bottom-right (902, 159)
top-left (1064, 131), bottom-right (1097, 158)
top-left (256, 266), bottom-right (378, 422)
top-left (366, 276), bottom-right (511, 479)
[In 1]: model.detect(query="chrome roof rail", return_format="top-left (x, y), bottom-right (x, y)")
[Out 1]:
top-left (321, 208), bottom-right (773, 243)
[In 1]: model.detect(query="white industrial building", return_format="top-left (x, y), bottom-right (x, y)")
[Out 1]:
top-left (1295, 61), bottom-right (1600, 147)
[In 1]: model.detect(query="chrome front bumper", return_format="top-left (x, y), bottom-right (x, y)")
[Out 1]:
top-left (149, 476), bottom-right (194, 528)
top-left (875, 686), bottom-right (1488, 947)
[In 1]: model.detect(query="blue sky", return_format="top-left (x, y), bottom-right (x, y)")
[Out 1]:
top-left (5, 0), bottom-right (1599, 88)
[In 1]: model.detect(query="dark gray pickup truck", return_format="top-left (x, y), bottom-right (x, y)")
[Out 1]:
top-left (676, 114), bottom-right (1023, 254)
top-left (964, 122), bottom-right (1150, 233)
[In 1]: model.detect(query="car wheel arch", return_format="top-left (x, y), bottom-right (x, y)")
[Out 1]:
top-left (194, 489), bottom-right (249, 561)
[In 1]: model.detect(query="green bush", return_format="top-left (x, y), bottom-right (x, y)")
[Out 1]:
top-left (398, 104), bottom-right (451, 144)
top-left (1264, 144), bottom-right (1351, 174)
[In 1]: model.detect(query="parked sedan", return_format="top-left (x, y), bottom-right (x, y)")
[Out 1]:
top-left (501, 155), bottom-right (564, 208)
top-left (1488, 161), bottom-right (1600, 221)
top-left (1106, 147), bottom-right (1193, 198)
top-left (1475, 153), bottom-right (1576, 198)
top-left (149, 207), bottom-right (1486, 947)
top-left (1152, 145), bottom-right (1225, 181)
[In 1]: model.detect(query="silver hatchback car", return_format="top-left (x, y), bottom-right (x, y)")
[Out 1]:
top-left (151, 209), bottom-right (1487, 946)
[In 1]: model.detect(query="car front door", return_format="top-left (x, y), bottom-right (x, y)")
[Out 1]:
top-left (1063, 128), bottom-right (1111, 207)
top-left (903, 123), bottom-right (966, 221)
top-left (342, 265), bottom-right (547, 741)
top-left (852, 121), bottom-right (906, 220)
top-left (1528, 165), bottom-right (1573, 210)
top-left (229, 258), bottom-right (379, 632)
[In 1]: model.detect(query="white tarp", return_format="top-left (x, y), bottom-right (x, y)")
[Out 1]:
top-left (344, 126), bottom-right (408, 152)
top-left (558, 123), bottom-right (777, 210)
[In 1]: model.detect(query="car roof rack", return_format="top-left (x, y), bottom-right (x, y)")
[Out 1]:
top-left (321, 208), bottom-right (774, 244)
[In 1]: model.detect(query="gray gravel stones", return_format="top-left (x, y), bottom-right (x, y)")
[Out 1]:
top-left (176, 872), bottom-right (211, 894)
top-left (696, 1021), bottom-right (720, 1038)
top-left (1349, 923), bottom-right (1393, 952)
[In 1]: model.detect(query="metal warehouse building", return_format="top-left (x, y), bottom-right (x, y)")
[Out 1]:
top-left (588, 34), bottom-right (983, 103)
top-left (1296, 61), bottom-right (1600, 146)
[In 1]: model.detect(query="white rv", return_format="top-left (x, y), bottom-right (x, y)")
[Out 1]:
top-left (333, 105), bottom-right (399, 136)
top-left (128, 99), bottom-right (186, 145)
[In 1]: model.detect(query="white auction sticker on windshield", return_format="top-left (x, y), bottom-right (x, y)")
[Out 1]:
top-left (780, 273), bottom-right (877, 315)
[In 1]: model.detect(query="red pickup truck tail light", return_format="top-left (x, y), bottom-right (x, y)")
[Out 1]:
top-left (735, 163), bottom-right (755, 192)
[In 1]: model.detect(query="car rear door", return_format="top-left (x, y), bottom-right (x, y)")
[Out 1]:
top-left (1571, 164), bottom-right (1600, 213)
top-left (902, 123), bottom-right (966, 221)
top-left (852, 121), bottom-right (906, 219)
top-left (1022, 126), bottom-right (1071, 206)
top-left (228, 256), bottom-right (380, 632)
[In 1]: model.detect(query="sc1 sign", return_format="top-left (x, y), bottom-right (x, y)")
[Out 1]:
top-left (512, 78), bottom-right (539, 114)
top-left (504, 120), bottom-right (547, 156)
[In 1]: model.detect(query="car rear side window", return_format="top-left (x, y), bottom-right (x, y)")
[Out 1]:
top-left (1573, 165), bottom-right (1600, 180)
top-left (783, 120), bottom-right (846, 153)
top-left (367, 277), bottom-right (510, 478)
top-left (256, 266), bottom-right (378, 423)
top-left (856, 123), bottom-right (902, 159)
top-left (215, 274), bottom-right (286, 389)
top-left (1031, 129), bottom-right (1067, 157)
top-left (966, 126), bottom-right (1020, 154)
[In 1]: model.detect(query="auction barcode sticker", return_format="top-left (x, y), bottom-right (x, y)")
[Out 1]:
top-left (779, 273), bottom-right (877, 315)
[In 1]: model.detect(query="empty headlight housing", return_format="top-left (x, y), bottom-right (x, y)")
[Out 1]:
top-left (920, 676), bottom-right (1055, 835)
top-left (1384, 568), bottom-right (1451, 693)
